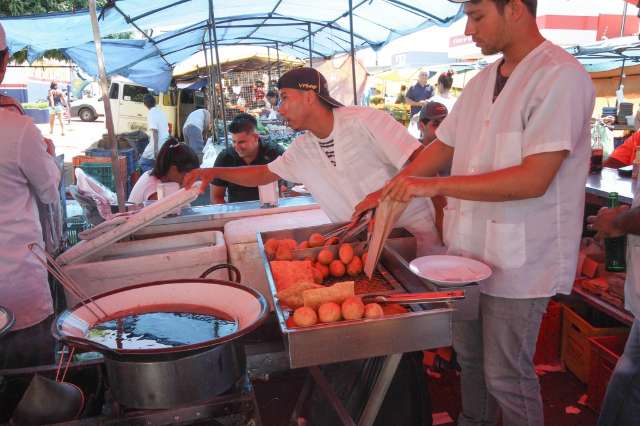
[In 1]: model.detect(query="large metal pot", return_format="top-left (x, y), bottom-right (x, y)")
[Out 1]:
top-left (53, 267), bottom-right (268, 409)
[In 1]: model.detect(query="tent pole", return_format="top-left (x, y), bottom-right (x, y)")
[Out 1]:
top-left (348, 0), bottom-right (358, 105)
top-left (276, 42), bottom-right (281, 78)
top-left (620, 0), bottom-right (629, 37)
top-left (208, 0), bottom-right (228, 147)
top-left (202, 41), bottom-right (217, 142)
top-left (308, 23), bottom-right (313, 67)
top-left (267, 47), bottom-right (272, 90)
top-left (88, 0), bottom-right (125, 213)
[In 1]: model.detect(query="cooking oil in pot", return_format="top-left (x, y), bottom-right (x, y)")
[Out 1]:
top-left (87, 311), bottom-right (238, 350)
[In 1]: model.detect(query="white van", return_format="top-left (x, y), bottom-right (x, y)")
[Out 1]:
top-left (71, 78), bottom-right (203, 138)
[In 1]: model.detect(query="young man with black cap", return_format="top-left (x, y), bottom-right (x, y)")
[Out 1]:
top-left (185, 67), bottom-right (441, 256)
top-left (185, 67), bottom-right (439, 425)
top-left (360, 1), bottom-right (595, 425)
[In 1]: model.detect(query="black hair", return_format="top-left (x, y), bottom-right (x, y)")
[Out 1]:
top-left (437, 70), bottom-right (454, 90)
top-left (151, 138), bottom-right (200, 178)
top-left (471, 0), bottom-right (536, 16)
top-left (0, 49), bottom-right (6, 64)
top-left (50, 81), bottom-right (58, 90)
top-left (228, 113), bottom-right (257, 134)
top-left (143, 93), bottom-right (156, 108)
top-left (266, 90), bottom-right (278, 98)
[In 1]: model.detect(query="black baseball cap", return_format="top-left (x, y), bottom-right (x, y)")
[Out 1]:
top-left (419, 101), bottom-right (448, 122)
top-left (277, 68), bottom-right (343, 108)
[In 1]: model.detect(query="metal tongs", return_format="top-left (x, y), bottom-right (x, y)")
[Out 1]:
top-left (322, 208), bottom-right (375, 244)
top-left (362, 290), bottom-right (465, 305)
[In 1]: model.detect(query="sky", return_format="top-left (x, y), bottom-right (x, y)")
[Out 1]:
top-left (354, 0), bottom-right (639, 68)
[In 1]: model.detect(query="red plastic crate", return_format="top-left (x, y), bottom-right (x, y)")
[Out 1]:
top-left (587, 334), bottom-right (628, 412)
top-left (533, 300), bottom-right (563, 365)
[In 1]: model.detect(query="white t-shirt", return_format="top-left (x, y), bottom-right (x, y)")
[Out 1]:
top-left (430, 94), bottom-right (457, 112)
top-left (0, 109), bottom-right (59, 330)
top-left (436, 41), bottom-right (595, 298)
top-left (183, 109), bottom-right (210, 131)
top-left (269, 106), bottom-right (439, 255)
top-left (142, 106), bottom-right (169, 160)
top-left (128, 170), bottom-right (161, 204)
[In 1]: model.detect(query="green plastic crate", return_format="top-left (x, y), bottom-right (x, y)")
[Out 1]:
top-left (65, 215), bottom-right (90, 247)
top-left (79, 162), bottom-right (115, 192)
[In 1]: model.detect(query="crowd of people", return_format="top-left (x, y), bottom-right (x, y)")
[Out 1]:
top-left (2, 0), bottom-right (640, 425)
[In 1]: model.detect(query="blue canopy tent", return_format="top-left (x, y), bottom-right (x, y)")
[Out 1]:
top-left (1, 0), bottom-right (464, 95)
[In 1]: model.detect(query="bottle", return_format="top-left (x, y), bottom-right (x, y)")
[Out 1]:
top-left (590, 127), bottom-right (603, 174)
top-left (604, 192), bottom-right (626, 272)
top-left (632, 145), bottom-right (640, 179)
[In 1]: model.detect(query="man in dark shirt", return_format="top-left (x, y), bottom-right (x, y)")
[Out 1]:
top-left (405, 71), bottom-right (434, 116)
top-left (212, 113), bottom-right (285, 203)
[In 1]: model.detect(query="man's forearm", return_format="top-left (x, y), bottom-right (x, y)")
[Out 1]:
top-left (614, 206), bottom-right (640, 236)
top-left (434, 169), bottom-right (547, 202)
top-left (433, 150), bottom-right (566, 201)
top-left (208, 165), bottom-right (278, 187)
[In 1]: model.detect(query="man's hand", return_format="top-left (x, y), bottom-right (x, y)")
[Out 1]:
top-left (353, 189), bottom-right (382, 220)
top-left (184, 168), bottom-right (216, 193)
top-left (587, 205), bottom-right (629, 240)
top-left (382, 176), bottom-right (440, 202)
top-left (43, 137), bottom-right (56, 156)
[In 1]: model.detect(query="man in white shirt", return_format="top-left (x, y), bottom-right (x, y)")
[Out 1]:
top-left (182, 107), bottom-right (210, 157)
top-left (364, 1), bottom-right (595, 425)
top-left (588, 196), bottom-right (640, 426)
top-left (138, 93), bottom-right (169, 173)
top-left (0, 23), bottom-right (60, 371)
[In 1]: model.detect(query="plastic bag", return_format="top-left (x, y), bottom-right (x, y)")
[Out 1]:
top-left (75, 168), bottom-right (116, 204)
top-left (72, 169), bottom-right (116, 224)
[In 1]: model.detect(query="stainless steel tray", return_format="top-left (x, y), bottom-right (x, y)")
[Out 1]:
top-left (257, 223), bottom-right (454, 368)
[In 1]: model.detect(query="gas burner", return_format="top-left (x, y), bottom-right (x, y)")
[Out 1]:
top-left (75, 375), bottom-right (262, 426)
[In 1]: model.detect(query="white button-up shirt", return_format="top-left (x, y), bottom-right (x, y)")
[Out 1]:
top-left (0, 110), bottom-right (60, 330)
top-left (269, 106), bottom-right (440, 254)
top-left (436, 41), bottom-right (595, 298)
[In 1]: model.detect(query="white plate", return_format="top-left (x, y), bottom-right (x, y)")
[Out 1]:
top-left (291, 185), bottom-right (309, 194)
top-left (409, 255), bottom-right (492, 286)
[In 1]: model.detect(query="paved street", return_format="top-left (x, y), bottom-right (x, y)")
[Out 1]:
top-left (35, 116), bottom-right (112, 185)
top-left (35, 116), bottom-right (108, 162)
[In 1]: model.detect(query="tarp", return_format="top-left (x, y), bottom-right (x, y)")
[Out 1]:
top-left (0, 1), bottom-right (464, 91)
top-left (568, 36), bottom-right (640, 73)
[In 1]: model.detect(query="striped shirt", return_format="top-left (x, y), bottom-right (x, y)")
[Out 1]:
top-left (318, 137), bottom-right (336, 166)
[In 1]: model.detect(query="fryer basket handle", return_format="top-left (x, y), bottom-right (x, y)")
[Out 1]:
top-left (199, 263), bottom-right (242, 283)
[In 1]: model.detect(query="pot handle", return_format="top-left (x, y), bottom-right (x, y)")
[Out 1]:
top-left (199, 263), bottom-right (242, 283)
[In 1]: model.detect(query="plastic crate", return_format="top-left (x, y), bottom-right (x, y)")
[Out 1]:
top-left (587, 334), bottom-right (629, 412)
top-left (533, 299), bottom-right (563, 365)
top-left (85, 148), bottom-right (136, 195)
top-left (73, 155), bottom-right (128, 194)
top-left (65, 215), bottom-right (90, 247)
top-left (85, 148), bottom-right (136, 177)
top-left (79, 162), bottom-right (118, 192)
top-left (561, 304), bottom-right (628, 383)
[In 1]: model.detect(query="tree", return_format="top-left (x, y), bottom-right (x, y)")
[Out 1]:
top-left (1, 1), bottom-right (130, 63)
top-left (0, 1), bottom-right (107, 17)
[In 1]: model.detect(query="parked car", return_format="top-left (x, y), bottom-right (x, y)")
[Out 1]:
top-left (70, 96), bottom-right (104, 122)
top-left (69, 77), bottom-right (202, 137)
